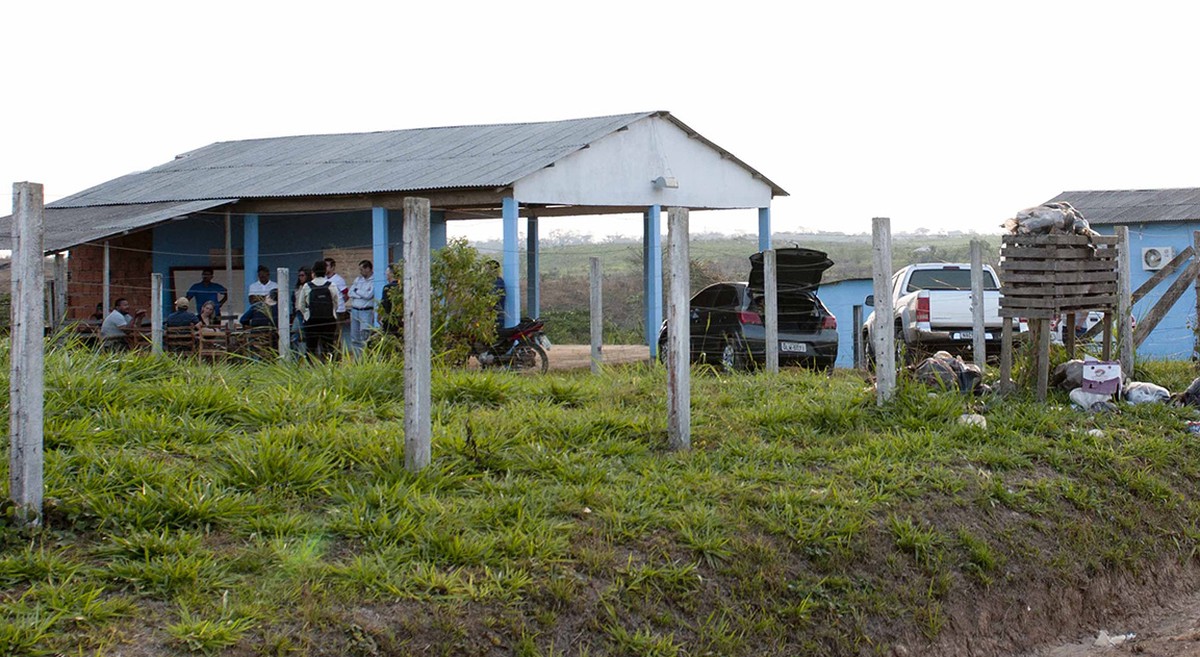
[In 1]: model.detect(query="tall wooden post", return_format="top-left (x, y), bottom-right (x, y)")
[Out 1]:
top-left (590, 257), bottom-right (603, 374)
top-left (764, 249), bottom-right (779, 373)
top-left (970, 240), bottom-right (986, 371)
top-left (1194, 231), bottom-right (1200, 361)
top-left (872, 217), bottom-right (896, 404)
top-left (102, 240), bottom-right (111, 313)
top-left (666, 207), bottom-right (691, 451)
top-left (224, 210), bottom-right (234, 330)
top-left (53, 254), bottom-right (67, 328)
top-left (1000, 317), bottom-right (1013, 393)
top-left (150, 273), bottom-right (163, 355)
top-left (1037, 318), bottom-right (1051, 401)
top-left (1117, 226), bottom-right (1134, 378)
top-left (403, 197), bottom-right (432, 472)
top-left (10, 182), bottom-right (45, 527)
top-left (277, 267), bottom-right (291, 360)
top-left (852, 304), bottom-right (864, 370)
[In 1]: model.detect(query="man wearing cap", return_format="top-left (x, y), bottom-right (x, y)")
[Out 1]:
top-left (239, 291), bottom-right (278, 328)
top-left (186, 268), bottom-right (228, 315)
top-left (165, 297), bottom-right (201, 327)
top-left (248, 265), bottom-right (278, 300)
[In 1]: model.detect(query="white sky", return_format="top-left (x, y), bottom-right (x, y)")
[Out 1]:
top-left (4, 1), bottom-right (1197, 241)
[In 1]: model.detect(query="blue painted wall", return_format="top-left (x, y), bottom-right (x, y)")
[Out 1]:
top-left (152, 210), bottom-right (405, 319)
top-left (818, 278), bottom-right (875, 368)
top-left (1095, 223), bottom-right (1200, 360)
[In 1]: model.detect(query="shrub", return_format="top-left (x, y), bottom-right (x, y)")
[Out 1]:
top-left (381, 238), bottom-right (500, 366)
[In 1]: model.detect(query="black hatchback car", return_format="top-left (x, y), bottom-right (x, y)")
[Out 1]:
top-left (657, 247), bottom-right (839, 371)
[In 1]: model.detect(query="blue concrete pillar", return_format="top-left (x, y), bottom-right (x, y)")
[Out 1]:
top-left (758, 206), bottom-right (771, 252)
top-left (644, 205), bottom-right (662, 355)
top-left (431, 210), bottom-right (447, 251)
top-left (372, 207), bottom-right (388, 300)
top-left (527, 215), bottom-right (540, 318)
top-left (243, 213), bottom-right (259, 302)
top-left (502, 197), bottom-right (520, 327)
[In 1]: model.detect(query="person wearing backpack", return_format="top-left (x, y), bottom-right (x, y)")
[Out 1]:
top-left (298, 259), bottom-right (339, 359)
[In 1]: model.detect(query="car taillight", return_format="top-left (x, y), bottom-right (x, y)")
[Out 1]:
top-left (916, 294), bottom-right (930, 323)
top-left (737, 311), bottom-right (762, 325)
top-left (822, 315), bottom-right (837, 330)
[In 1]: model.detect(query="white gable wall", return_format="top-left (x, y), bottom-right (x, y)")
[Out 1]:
top-left (513, 116), bottom-right (773, 209)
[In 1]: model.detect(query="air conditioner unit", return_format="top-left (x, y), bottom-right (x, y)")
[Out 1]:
top-left (1142, 246), bottom-right (1174, 271)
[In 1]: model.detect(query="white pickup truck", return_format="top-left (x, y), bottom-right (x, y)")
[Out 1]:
top-left (863, 263), bottom-right (1005, 359)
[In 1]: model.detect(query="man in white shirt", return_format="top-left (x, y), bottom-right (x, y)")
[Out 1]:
top-left (99, 298), bottom-right (145, 350)
top-left (325, 257), bottom-right (349, 348)
top-left (347, 259), bottom-right (376, 357)
top-left (248, 265), bottom-right (279, 300)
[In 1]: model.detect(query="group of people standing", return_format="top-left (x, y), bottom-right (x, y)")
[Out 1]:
top-left (95, 257), bottom-right (392, 358)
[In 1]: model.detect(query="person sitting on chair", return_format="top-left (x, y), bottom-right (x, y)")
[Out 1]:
top-left (165, 297), bottom-right (200, 327)
top-left (239, 294), bottom-right (277, 328)
top-left (99, 298), bottom-right (145, 350)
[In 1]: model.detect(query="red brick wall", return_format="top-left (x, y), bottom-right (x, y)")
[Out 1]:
top-left (68, 231), bottom-right (153, 319)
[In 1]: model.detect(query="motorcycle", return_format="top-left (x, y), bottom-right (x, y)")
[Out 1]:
top-left (472, 317), bottom-right (551, 373)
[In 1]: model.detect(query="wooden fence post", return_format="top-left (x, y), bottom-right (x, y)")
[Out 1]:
top-left (1194, 231), bottom-right (1200, 361)
top-left (852, 304), bottom-right (864, 369)
top-left (590, 257), bottom-right (603, 374)
top-left (103, 240), bottom-right (110, 314)
top-left (666, 207), bottom-right (691, 451)
top-left (1117, 226), bottom-right (1134, 377)
top-left (764, 249), bottom-right (779, 374)
top-left (150, 273), bottom-right (163, 355)
top-left (403, 197), bottom-right (432, 472)
top-left (53, 254), bottom-right (67, 328)
top-left (970, 240), bottom-right (986, 372)
top-left (10, 182), bottom-right (45, 527)
top-left (872, 217), bottom-right (896, 404)
top-left (277, 267), bottom-right (291, 360)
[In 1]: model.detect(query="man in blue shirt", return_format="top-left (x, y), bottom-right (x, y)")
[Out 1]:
top-left (186, 268), bottom-right (228, 315)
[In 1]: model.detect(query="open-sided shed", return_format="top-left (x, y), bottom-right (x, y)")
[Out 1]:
top-left (3, 111), bottom-right (787, 352)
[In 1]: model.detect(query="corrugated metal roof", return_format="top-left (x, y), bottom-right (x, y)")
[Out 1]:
top-left (0, 199), bottom-right (235, 252)
top-left (1046, 188), bottom-right (1200, 225)
top-left (53, 111), bottom-right (787, 208)
top-left (53, 112), bottom-right (684, 207)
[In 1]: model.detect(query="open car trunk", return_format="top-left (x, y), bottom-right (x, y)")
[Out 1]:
top-left (748, 291), bottom-right (825, 332)
top-left (747, 247), bottom-right (834, 296)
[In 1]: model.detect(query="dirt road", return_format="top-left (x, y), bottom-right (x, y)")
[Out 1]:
top-left (545, 344), bottom-right (650, 371)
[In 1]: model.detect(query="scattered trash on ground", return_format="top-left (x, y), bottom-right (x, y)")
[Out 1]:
top-left (1070, 388), bottom-right (1119, 414)
top-left (1124, 381), bottom-right (1170, 404)
top-left (1093, 630), bottom-right (1136, 647)
top-left (1052, 359), bottom-right (1085, 391)
top-left (913, 351), bottom-right (983, 394)
top-left (958, 414), bottom-right (987, 429)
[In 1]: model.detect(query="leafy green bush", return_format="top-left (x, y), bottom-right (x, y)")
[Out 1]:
top-left (381, 238), bottom-right (501, 365)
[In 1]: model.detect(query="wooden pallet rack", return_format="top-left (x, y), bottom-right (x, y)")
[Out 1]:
top-left (998, 233), bottom-right (1121, 400)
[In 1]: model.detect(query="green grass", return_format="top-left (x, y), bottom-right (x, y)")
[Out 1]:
top-left (3, 344), bottom-right (1200, 655)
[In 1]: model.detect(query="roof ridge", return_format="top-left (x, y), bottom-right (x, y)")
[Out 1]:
top-left (203, 111), bottom-right (660, 148)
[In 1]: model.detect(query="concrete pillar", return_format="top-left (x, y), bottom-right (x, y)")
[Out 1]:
top-left (758, 206), bottom-right (771, 252)
top-left (430, 210), bottom-right (447, 251)
top-left (501, 197), bottom-right (520, 327)
top-left (644, 205), bottom-right (663, 356)
top-left (527, 215), bottom-right (540, 318)
top-left (372, 207), bottom-right (389, 301)
top-left (244, 213), bottom-right (259, 304)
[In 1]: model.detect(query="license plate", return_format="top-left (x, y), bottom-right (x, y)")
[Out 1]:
top-left (535, 334), bottom-right (552, 349)
top-left (953, 332), bottom-right (993, 340)
top-left (780, 341), bottom-right (807, 353)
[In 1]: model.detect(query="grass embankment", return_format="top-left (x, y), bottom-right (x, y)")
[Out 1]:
top-left (3, 349), bottom-right (1200, 655)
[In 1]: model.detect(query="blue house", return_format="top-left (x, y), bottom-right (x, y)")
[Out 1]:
top-left (817, 277), bottom-right (874, 368)
top-left (1047, 189), bottom-right (1200, 360)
